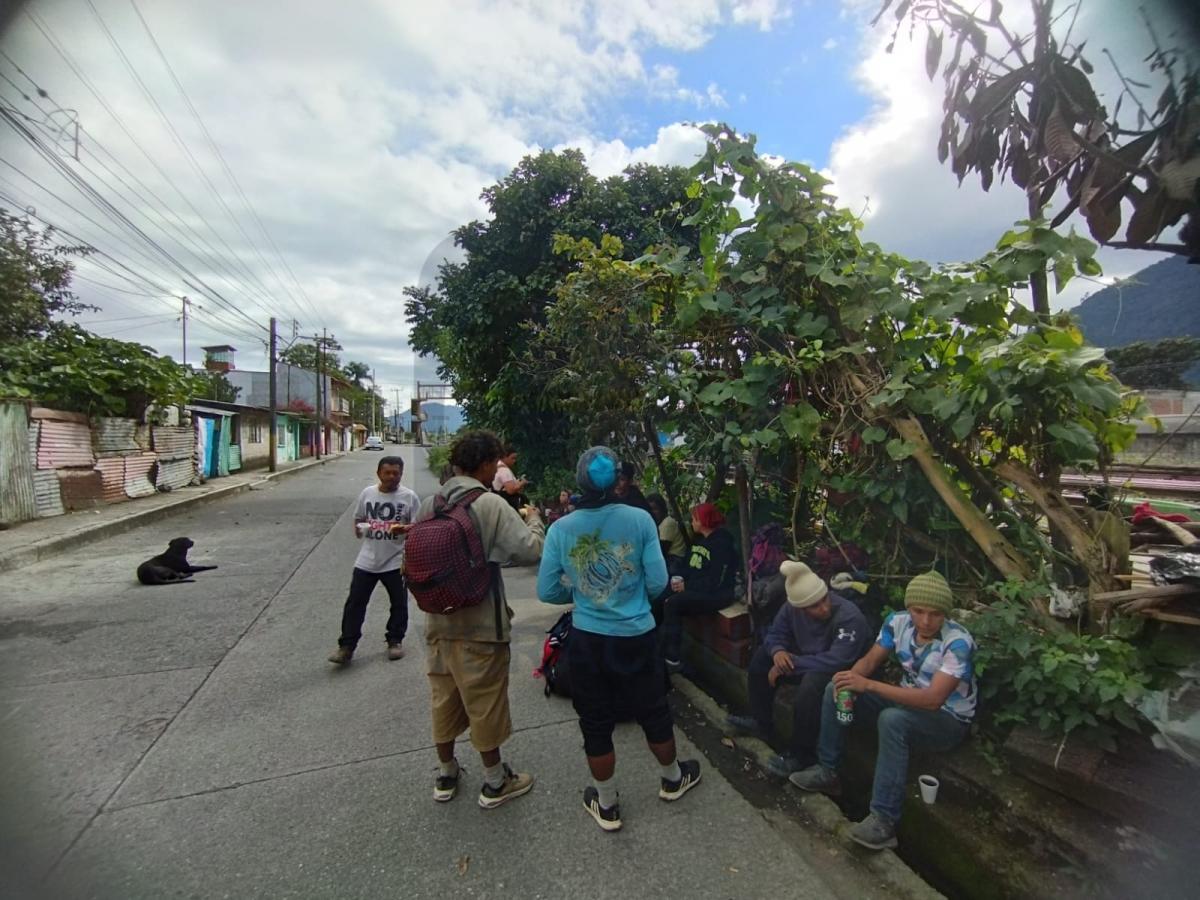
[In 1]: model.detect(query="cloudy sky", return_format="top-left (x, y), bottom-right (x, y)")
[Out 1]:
top-left (0, 0), bottom-right (1191, 411)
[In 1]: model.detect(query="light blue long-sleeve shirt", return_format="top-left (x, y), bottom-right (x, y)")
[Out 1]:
top-left (537, 503), bottom-right (668, 637)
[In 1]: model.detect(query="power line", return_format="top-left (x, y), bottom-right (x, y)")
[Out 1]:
top-left (127, 0), bottom-right (326, 329)
top-left (16, 13), bottom-right (296, 326)
top-left (1, 109), bottom-right (266, 334)
top-left (0, 171), bottom-right (266, 345)
top-left (0, 56), bottom-right (290, 324)
top-left (79, 1), bottom-right (289, 322)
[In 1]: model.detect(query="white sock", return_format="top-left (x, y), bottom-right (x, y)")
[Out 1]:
top-left (594, 776), bottom-right (618, 809)
top-left (661, 760), bottom-right (682, 783)
top-left (439, 758), bottom-right (459, 778)
top-left (484, 761), bottom-right (506, 789)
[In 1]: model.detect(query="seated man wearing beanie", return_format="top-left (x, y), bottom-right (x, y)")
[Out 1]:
top-left (726, 561), bottom-right (871, 777)
top-left (789, 571), bottom-right (977, 850)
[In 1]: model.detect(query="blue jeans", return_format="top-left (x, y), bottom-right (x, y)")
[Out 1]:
top-left (816, 682), bottom-right (969, 823)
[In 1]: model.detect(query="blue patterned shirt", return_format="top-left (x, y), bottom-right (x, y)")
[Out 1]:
top-left (877, 611), bottom-right (977, 722)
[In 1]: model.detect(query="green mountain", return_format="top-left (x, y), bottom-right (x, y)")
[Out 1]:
top-left (1071, 255), bottom-right (1200, 348)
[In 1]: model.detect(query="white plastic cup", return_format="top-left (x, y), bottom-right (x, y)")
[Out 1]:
top-left (670, 576), bottom-right (684, 592)
top-left (918, 774), bottom-right (939, 805)
top-left (356, 522), bottom-right (371, 538)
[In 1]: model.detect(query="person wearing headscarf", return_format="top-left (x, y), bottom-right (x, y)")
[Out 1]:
top-left (660, 502), bottom-right (739, 670)
top-left (537, 446), bottom-right (702, 832)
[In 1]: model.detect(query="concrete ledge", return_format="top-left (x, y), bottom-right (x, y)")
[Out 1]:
top-left (672, 673), bottom-right (942, 900)
top-left (0, 455), bottom-right (344, 573)
top-left (678, 634), bottom-right (1190, 899)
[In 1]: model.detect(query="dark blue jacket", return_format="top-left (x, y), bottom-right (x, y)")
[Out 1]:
top-left (763, 593), bottom-right (871, 674)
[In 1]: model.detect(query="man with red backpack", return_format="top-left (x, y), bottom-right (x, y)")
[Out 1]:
top-left (407, 430), bottom-right (545, 809)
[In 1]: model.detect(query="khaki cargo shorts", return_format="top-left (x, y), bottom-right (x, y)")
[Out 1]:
top-left (426, 639), bottom-right (513, 752)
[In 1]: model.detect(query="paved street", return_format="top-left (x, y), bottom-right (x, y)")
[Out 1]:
top-left (1, 448), bottom-right (877, 899)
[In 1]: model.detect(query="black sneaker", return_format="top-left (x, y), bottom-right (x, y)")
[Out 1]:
top-left (659, 759), bottom-right (701, 801)
top-left (434, 762), bottom-right (461, 802)
top-left (582, 786), bottom-right (622, 832)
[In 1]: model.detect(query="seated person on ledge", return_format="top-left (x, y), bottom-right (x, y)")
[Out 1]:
top-left (727, 561), bottom-right (871, 778)
top-left (660, 502), bottom-right (738, 671)
top-left (789, 571), bottom-right (976, 851)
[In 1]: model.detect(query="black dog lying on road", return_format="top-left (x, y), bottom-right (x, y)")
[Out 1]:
top-left (137, 537), bottom-right (219, 585)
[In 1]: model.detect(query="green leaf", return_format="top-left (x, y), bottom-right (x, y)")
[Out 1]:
top-left (862, 426), bottom-right (888, 444)
top-left (780, 402), bottom-right (823, 442)
top-left (950, 411), bottom-right (975, 441)
top-left (697, 382), bottom-right (733, 405)
top-left (885, 438), bottom-right (916, 461)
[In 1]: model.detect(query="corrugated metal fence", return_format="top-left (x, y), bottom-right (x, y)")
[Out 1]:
top-left (152, 425), bottom-right (196, 491)
top-left (0, 402), bottom-right (37, 526)
top-left (0, 407), bottom-right (199, 525)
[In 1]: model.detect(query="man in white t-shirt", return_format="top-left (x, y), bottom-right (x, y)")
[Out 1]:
top-left (328, 455), bottom-right (421, 665)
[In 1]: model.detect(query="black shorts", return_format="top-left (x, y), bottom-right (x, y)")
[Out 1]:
top-left (568, 627), bottom-right (674, 757)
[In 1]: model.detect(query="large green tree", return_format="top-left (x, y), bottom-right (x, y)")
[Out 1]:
top-left (404, 151), bottom-right (699, 480)
top-left (279, 340), bottom-right (342, 373)
top-left (1, 208), bottom-right (95, 343)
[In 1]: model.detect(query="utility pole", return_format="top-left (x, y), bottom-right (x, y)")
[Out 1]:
top-left (315, 330), bottom-right (324, 460)
top-left (394, 388), bottom-right (400, 440)
top-left (268, 317), bottom-right (278, 472)
top-left (180, 296), bottom-right (190, 366)
top-left (370, 368), bottom-right (377, 435)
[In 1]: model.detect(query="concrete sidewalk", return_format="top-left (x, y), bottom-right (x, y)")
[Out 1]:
top-left (0, 453), bottom-right (350, 573)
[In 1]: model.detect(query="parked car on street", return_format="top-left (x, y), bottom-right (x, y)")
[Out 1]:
top-left (364, 435), bottom-right (384, 451)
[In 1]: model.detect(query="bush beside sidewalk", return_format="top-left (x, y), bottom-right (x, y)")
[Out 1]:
top-left (0, 453), bottom-right (346, 574)
top-left (677, 630), bottom-right (1192, 900)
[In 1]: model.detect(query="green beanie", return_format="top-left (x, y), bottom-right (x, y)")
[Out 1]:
top-left (904, 571), bottom-right (953, 615)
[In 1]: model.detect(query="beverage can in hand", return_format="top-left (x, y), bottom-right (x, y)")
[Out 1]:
top-left (835, 688), bottom-right (855, 725)
top-left (670, 575), bottom-right (684, 591)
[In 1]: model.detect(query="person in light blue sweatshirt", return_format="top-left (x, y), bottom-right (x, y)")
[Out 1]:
top-left (538, 446), bottom-right (702, 833)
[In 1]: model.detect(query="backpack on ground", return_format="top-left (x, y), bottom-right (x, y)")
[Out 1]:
top-left (537, 611), bottom-right (573, 698)
top-left (406, 488), bottom-right (493, 615)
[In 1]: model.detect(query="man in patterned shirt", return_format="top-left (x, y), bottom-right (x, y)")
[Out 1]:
top-left (788, 571), bottom-right (976, 850)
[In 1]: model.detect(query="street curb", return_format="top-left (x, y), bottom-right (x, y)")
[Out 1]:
top-left (0, 455), bottom-right (345, 574)
top-left (672, 676), bottom-right (944, 900)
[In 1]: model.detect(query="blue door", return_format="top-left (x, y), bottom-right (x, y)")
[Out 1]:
top-left (203, 417), bottom-right (217, 477)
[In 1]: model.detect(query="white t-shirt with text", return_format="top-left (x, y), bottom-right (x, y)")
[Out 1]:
top-left (354, 483), bottom-right (420, 573)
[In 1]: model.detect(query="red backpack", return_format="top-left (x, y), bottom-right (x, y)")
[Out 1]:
top-left (406, 488), bottom-right (494, 615)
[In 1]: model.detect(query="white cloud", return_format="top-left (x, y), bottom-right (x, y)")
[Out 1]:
top-left (555, 123), bottom-right (709, 179)
top-left (822, 37), bottom-right (839, 50)
top-left (731, 0), bottom-right (792, 31)
top-left (0, 0), bottom-right (784, 395)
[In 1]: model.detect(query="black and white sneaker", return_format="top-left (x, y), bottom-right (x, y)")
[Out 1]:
top-left (582, 786), bottom-right (622, 832)
top-left (434, 763), bottom-right (461, 802)
top-left (659, 759), bottom-right (701, 801)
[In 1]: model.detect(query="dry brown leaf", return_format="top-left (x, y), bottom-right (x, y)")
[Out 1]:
top-left (457, 855), bottom-right (470, 876)
top-left (720, 736), bottom-right (736, 749)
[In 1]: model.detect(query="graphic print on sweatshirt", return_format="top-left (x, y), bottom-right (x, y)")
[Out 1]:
top-left (567, 529), bottom-right (636, 604)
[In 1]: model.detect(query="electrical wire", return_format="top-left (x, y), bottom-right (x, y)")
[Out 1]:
top-left (127, 0), bottom-right (326, 329)
top-left (16, 14), bottom-right (297, 326)
top-left (78, 2), bottom-right (289, 321)
top-left (1, 109), bottom-right (266, 334)
top-left (0, 176), bottom-right (267, 345)
top-left (0, 63), bottom-right (290, 324)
